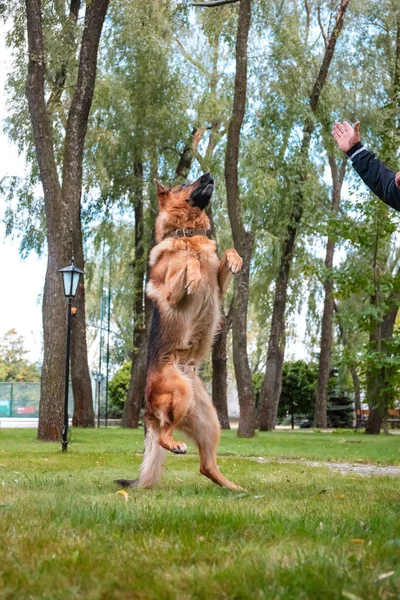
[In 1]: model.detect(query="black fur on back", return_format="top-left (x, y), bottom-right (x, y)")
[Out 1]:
top-left (147, 303), bottom-right (163, 368)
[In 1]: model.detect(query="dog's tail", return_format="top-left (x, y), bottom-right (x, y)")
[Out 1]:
top-left (137, 426), bottom-right (166, 488)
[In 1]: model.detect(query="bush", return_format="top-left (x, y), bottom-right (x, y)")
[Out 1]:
top-left (108, 362), bottom-right (131, 410)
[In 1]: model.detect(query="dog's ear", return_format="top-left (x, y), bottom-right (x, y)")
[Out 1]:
top-left (154, 179), bottom-right (169, 206)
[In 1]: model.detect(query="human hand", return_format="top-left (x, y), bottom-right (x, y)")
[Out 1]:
top-left (332, 121), bottom-right (361, 153)
top-left (395, 172), bottom-right (400, 190)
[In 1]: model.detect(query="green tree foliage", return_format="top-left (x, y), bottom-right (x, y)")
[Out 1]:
top-left (0, 330), bottom-right (41, 382)
top-left (4, 0), bottom-right (400, 436)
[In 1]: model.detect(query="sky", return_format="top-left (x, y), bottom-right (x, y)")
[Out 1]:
top-left (0, 19), bottom-right (310, 368)
top-left (0, 21), bottom-right (47, 364)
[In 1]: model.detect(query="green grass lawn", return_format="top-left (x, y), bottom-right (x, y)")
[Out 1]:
top-left (0, 428), bottom-right (399, 599)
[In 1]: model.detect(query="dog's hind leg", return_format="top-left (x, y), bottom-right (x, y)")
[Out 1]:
top-left (147, 365), bottom-right (192, 455)
top-left (115, 425), bottom-right (166, 489)
top-left (137, 424), bottom-right (167, 487)
top-left (180, 375), bottom-right (243, 491)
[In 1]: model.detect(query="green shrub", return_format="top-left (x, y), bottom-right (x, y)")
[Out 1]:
top-left (108, 362), bottom-right (131, 409)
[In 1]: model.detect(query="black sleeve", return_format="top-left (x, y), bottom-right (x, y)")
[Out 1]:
top-left (346, 141), bottom-right (400, 212)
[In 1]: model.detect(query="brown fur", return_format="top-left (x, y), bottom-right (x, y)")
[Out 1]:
top-left (114, 176), bottom-right (242, 490)
top-left (118, 175), bottom-right (243, 491)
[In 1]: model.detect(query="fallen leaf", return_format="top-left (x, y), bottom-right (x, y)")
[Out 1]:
top-left (342, 592), bottom-right (363, 600)
top-left (337, 494), bottom-right (345, 499)
top-left (351, 539), bottom-right (365, 544)
top-left (197, 536), bottom-right (205, 542)
top-left (377, 571), bottom-right (395, 581)
top-left (116, 490), bottom-right (128, 502)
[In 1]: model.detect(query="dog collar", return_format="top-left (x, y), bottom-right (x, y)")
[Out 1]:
top-left (163, 228), bottom-right (211, 240)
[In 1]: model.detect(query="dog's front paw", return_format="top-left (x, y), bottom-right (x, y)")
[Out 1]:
top-left (225, 249), bottom-right (243, 274)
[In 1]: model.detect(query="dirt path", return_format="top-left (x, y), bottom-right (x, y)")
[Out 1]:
top-left (253, 457), bottom-right (400, 477)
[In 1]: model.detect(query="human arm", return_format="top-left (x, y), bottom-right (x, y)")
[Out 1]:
top-left (332, 121), bottom-right (400, 212)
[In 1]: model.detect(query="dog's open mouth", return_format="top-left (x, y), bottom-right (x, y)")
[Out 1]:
top-left (190, 173), bottom-right (214, 210)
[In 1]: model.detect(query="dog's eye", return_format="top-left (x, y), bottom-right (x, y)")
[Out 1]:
top-left (185, 197), bottom-right (190, 203)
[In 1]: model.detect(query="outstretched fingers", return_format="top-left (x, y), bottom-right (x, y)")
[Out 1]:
top-left (334, 121), bottom-right (346, 134)
top-left (332, 123), bottom-right (342, 139)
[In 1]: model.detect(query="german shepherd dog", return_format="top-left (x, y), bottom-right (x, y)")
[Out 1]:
top-left (116, 173), bottom-right (243, 491)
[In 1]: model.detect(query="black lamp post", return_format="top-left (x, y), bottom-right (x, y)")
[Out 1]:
top-left (58, 257), bottom-right (84, 452)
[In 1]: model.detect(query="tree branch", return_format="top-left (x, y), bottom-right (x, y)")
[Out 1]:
top-left (175, 126), bottom-right (208, 182)
top-left (62, 0), bottom-right (110, 201)
top-left (26, 0), bottom-right (62, 215)
top-left (47, 0), bottom-right (81, 110)
top-left (173, 36), bottom-right (209, 75)
top-left (225, 0), bottom-right (251, 252)
top-left (304, 0), bottom-right (312, 44)
top-left (309, 0), bottom-right (351, 114)
top-left (192, 0), bottom-right (240, 7)
top-left (317, 3), bottom-right (327, 49)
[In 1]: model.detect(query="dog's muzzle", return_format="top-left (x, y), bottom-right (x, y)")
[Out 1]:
top-left (190, 173), bottom-right (214, 210)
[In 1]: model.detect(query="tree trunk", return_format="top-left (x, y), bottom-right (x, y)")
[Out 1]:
top-left (314, 156), bottom-right (346, 428)
top-left (314, 253), bottom-right (334, 428)
top-left (39, 251), bottom-right (69, 440)
top-left (121, 305), bottom-right (151, 428)
top-left (207, 205), bottom-right (231, 430)
top-left (259, 130), bottom-right (311, 432)
top-left (258, 0), bottom-right (351, 431)
top-left (212, 307), bottom-right (231, 429)
top-left (122, 163), bottom-right (149, 428)
top-left (365, 306), bottom-right (398, 435)
top-left (233, 234), bottom-right (256, 437)
top-left (334, 301), bottom-right (362, 427)
top-left (71, 208), bottom-right (94, 427)
top-left (258, 220), bottom-right (297, 430)
top-left (26, 0), bottom-right (109, 439)
top-left (365, 409), bottom-right (382, 434)
top-left (224, 0), bottom-right (255, 437)
top-left (351, 365), bottom-right (361, 421)
top-left (71, 261), bottom-right (95, 426)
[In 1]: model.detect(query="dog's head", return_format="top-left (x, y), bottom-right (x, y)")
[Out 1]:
top-left (154, 173), bottom-right (213, 242)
